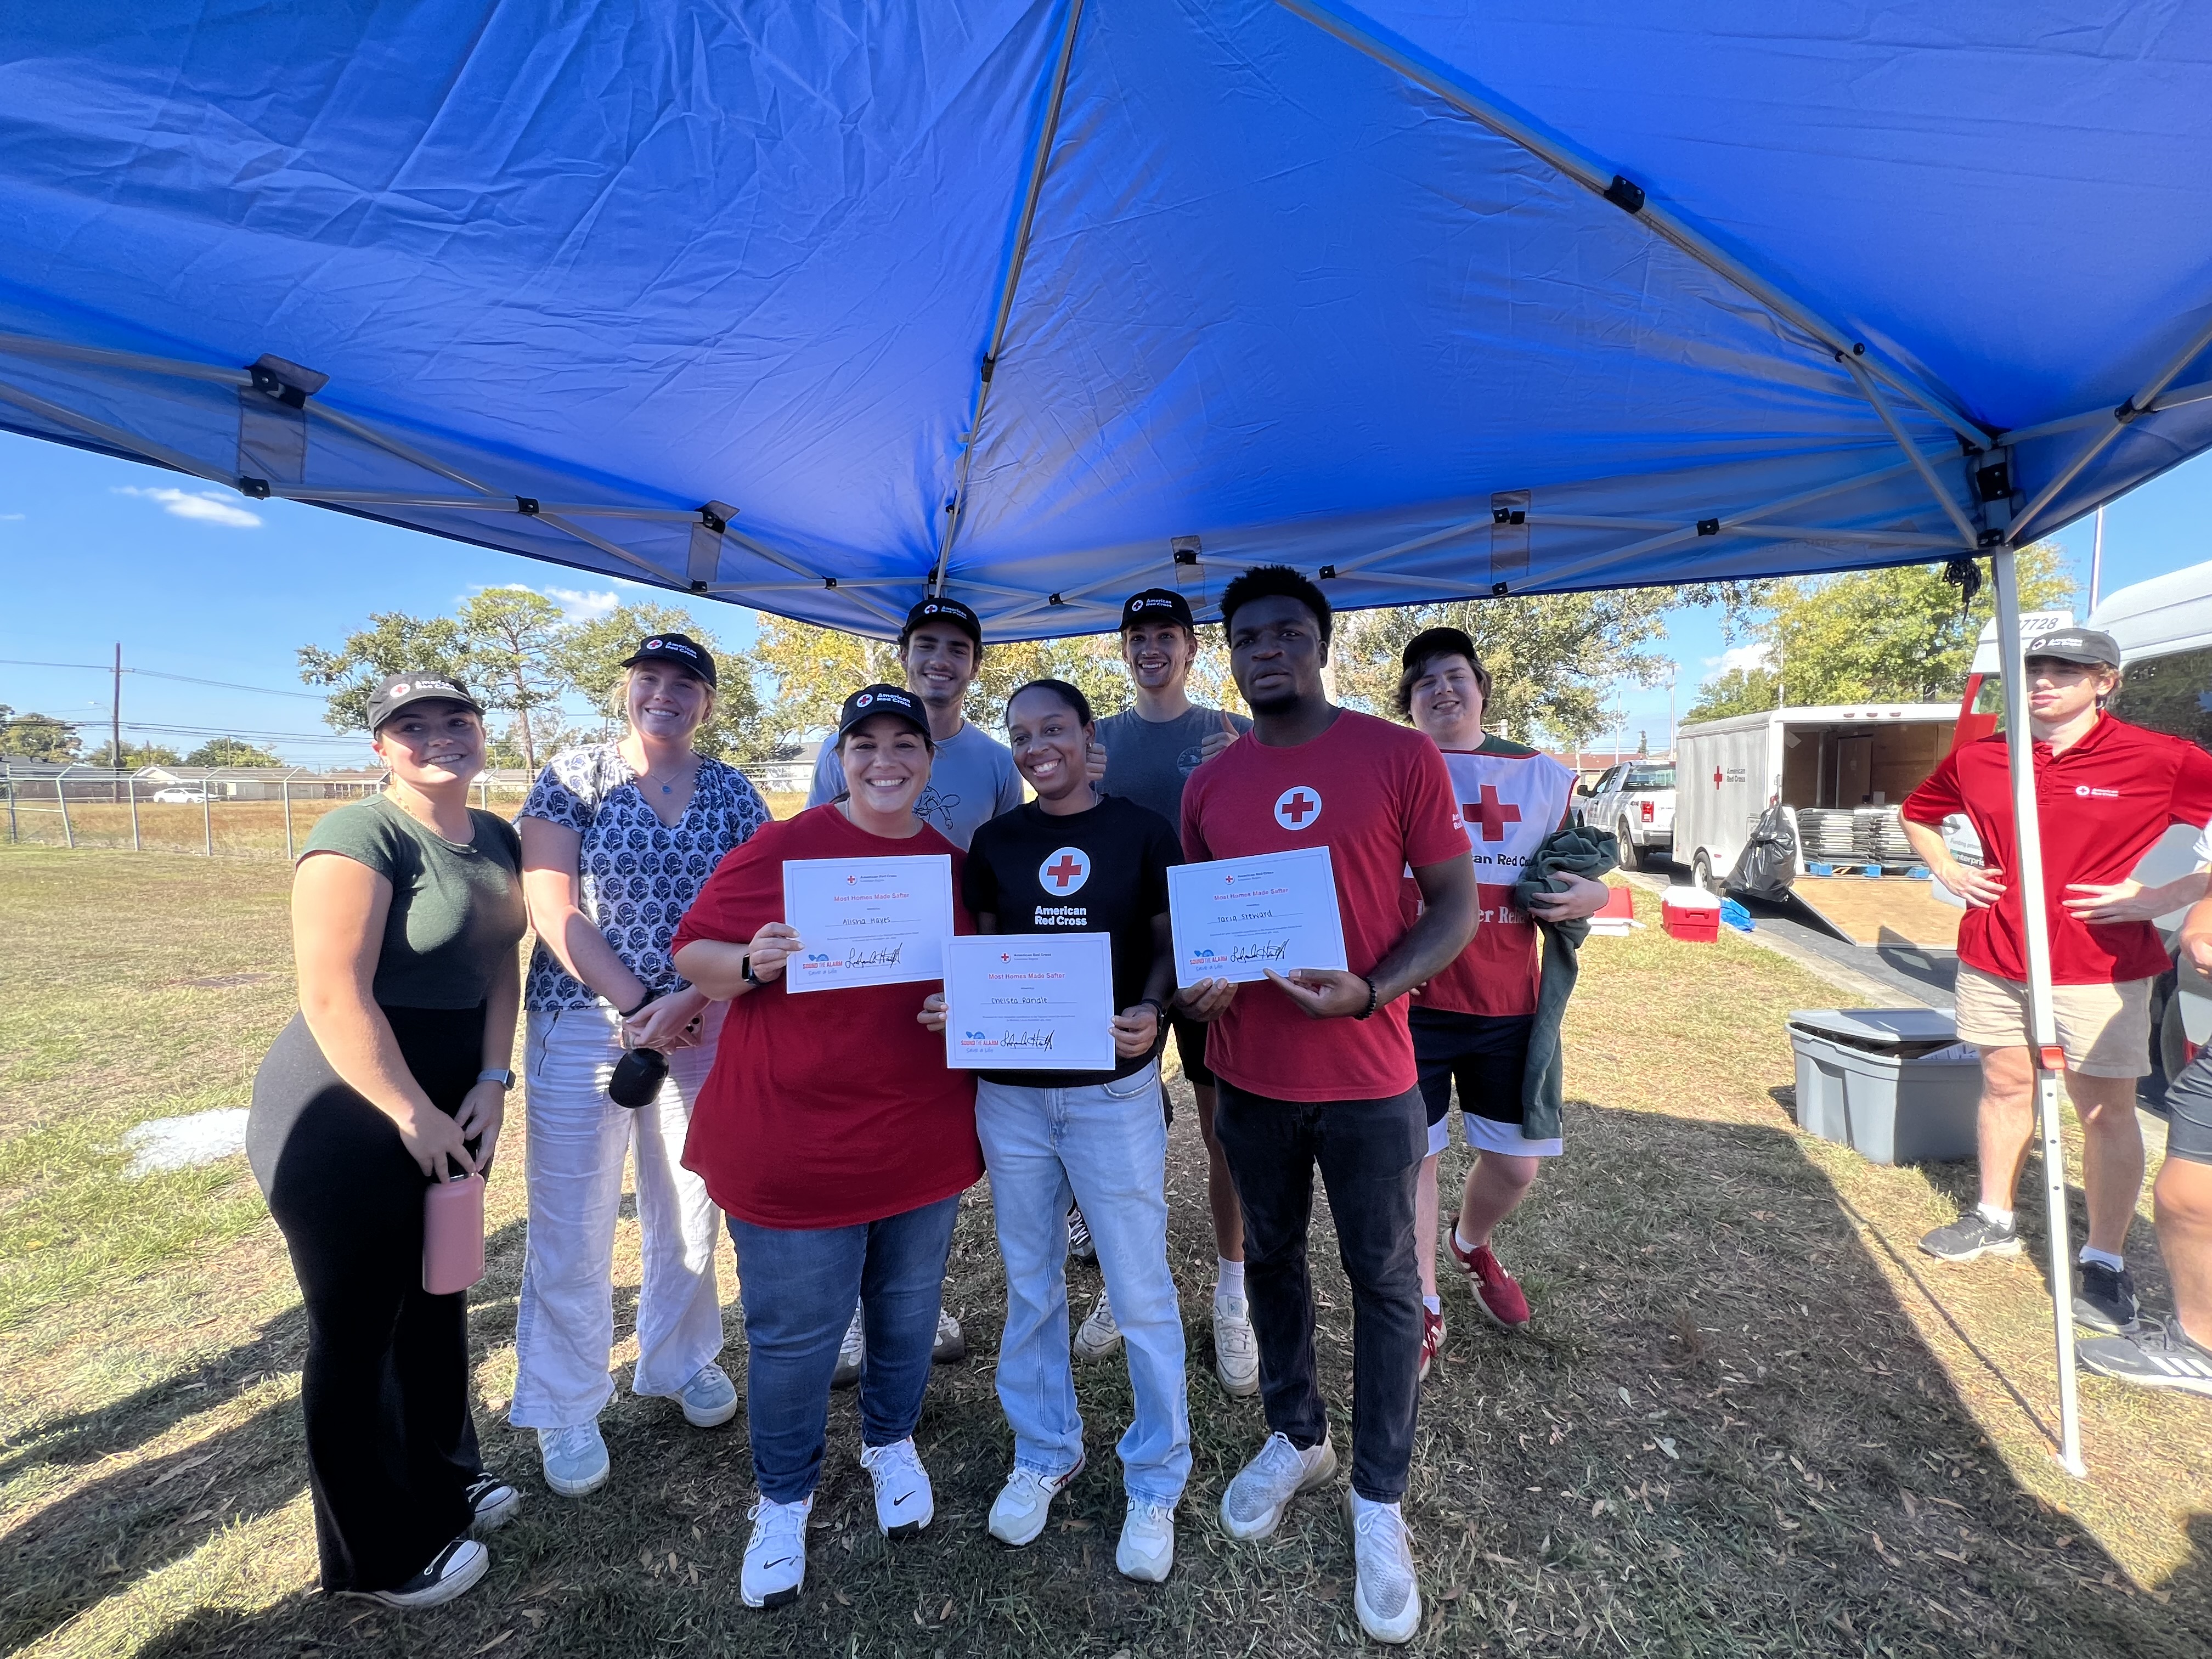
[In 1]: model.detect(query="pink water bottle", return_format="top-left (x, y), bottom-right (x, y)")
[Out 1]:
top-left (422, 1173), bottom-right (486, 1295)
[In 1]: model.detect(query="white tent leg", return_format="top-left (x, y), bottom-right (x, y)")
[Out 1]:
top-left (1991, 547), bottom-right (2086, 1479)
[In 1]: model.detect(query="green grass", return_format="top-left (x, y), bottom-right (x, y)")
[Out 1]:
top-left (2, 845), bottom-right (2208, 1657)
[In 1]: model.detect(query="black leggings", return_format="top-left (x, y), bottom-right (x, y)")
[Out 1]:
top-left (248, 1005), bottom-right (488, 1593)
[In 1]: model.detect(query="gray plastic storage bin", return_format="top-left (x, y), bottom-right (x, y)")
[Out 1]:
top-left (1786, 1008), bottom-right (1981, 1165)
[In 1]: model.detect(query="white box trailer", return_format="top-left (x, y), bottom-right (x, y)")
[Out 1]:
top-left (1675, 705), bottom-right (1963, 945)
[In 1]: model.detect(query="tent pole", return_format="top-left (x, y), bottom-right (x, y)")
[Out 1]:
top-left (1991, 547), bottom-right (2086, 1479)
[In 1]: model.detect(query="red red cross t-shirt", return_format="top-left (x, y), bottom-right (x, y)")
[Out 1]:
top-left (1901, 715), bottom-right (2212, 985)
top-left (1181, 709), bottom-right (1471, 1101)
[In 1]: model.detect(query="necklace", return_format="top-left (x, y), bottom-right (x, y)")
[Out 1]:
top-left (631, 752), bottom-right (696, 797)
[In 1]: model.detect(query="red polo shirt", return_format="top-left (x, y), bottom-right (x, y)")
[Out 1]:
top-left (1900, 715), bottom-right (2212, 985)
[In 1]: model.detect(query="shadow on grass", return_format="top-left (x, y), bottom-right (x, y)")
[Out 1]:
top-left (15, 1096), bottom-right (2212, 1658)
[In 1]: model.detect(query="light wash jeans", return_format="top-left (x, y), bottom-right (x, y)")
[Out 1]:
top-left (509, 1002), bottom-right (728, 1430)
top-left (976, 1062), bottom-right (1190, 1506)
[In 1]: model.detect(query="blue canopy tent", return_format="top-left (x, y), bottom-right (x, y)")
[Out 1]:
top-left (5, 1), bottom-right (2211, 1472)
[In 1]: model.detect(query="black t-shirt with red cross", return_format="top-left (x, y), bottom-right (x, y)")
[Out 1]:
top-left (963, 793), bottom-right (1182, 1086)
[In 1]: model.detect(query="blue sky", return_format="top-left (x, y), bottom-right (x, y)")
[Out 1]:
top-left (1, 428), bottom-right (2206, 766)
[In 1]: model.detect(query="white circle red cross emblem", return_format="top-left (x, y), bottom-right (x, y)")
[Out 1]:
top-left (1272, 786), bottom-right (1323, 831)
top-left (1039, 845), bottom-right (1091, 895)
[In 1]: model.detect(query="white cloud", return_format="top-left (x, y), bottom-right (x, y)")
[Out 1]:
top-left (115, 486), bottom-right (262, 529)
top-left (0, 512), bottom-right (24, 522)
top-left (1703, 642), bottom-right (1772, 677)
top-left (540, 585), bottom-right (621, 622)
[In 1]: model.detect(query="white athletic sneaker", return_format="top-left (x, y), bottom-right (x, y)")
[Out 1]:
top-left (1345, 1491), bottom-right (1421, 1644)
top-left (1213, 1294), bottom-right (1260, 1397)
top-left (1116, 1497), bottom-right (1176, 1583)
top-left (933, 1307), bottom-right (968, 1364)
top-left (831, 1304), bottom-right (865, 1389)
top-left (675, 1362), bottom-right (739, 1428)
top-left (1073, 1289), bottom-right (1123, 1361)
top-left (859, 1437), bottom-right (935, 1538)
top-left (537, 1421), bottom-right (610, 1497)
top-left (741, 1494), bottom-right (811, 1609)
top-left (987, 1455), bottom-right (1086, 1547)
top-left (1220, 1431), bottom-right (1336, 1541)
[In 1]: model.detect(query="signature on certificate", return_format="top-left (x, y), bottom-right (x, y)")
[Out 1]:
top-left (998, 1028), bottom-right (1059, 1052)
top-left (842, 942), bottom-right (906, 968)
top-left (1229, 938), bottom-right (1290, 964)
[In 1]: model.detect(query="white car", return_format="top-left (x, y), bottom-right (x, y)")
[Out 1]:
top-left (150, 787), bottom-right (207, 804)
top-left (1576, 760), bottom-right (1676, 870)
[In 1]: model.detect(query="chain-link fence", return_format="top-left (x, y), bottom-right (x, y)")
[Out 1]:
top-left (0, 762), bottom-right (537, 858)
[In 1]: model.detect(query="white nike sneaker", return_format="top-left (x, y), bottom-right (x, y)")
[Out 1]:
top-left (1213, 1294), bottom-right (1260, 1397)
top-left (1345, 1490), bottom-right (1421, 1644)
top-left (988, 1455), bottom-right (1086, 1547)
top-left (741, 1494), bottom-right (811, 1609)
top-left (1116, 1497), bottom-right (1176, 1583)
top-left (831, 1304), bottom-right (865, 1389)
top-left (1220, 1431), bottom-right (1336, 1541)
top-left (1073, 1289), bottom-right (1122, 1361)
top-left (859, 1437), bottom-right (935, 1538)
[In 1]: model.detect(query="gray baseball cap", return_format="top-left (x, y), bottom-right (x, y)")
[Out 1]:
top-left (2023, 627), bottom-right (2121, 669)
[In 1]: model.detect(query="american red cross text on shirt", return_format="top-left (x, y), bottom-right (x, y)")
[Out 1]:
top-left (1281, 791), bottom-right (1318, 824)
top-left (1046, 853), bottom-right (1084, 888)
top-left (1464, 783), bottom-right (1522, 843)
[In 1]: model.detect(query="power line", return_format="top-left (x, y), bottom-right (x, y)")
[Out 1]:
top-left (0, 658), bottom-right (325, 699)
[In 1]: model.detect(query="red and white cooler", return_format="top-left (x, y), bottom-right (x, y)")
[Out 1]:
top-left (1661, 887), bottom-right (1722, 943)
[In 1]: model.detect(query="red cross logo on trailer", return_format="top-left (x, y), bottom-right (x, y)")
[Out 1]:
top-left (1273, 786), bottom-right (1323, 831)
top-left (1464, 784), bottom-right (1522, 843)
top-left (1713, 767), bottom-right (1724, 789)
top-left (1039, 846), bottom-right (1090, 895)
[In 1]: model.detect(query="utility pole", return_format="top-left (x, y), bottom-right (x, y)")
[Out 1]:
top-left (111, 643), bottom-right (123, 802)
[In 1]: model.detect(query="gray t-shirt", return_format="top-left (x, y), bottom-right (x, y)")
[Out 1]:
top-left (1096, 703), bottom-right (1253, 831)
top-left (806, 716), bottom-right (1025, 850)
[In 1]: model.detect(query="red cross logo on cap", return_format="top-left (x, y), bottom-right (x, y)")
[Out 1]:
top-left (1039, 847), bottom-right (1090, 895)
top-left (645, 637), bottom-right (663, 649)
top-left (1273, 786), bottom-right (1323, 831)
top-left (1464, 784), bottom-right (1522, 843)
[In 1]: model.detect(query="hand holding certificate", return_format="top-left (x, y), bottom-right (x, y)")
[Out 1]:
top-left (1167, 846), bottom-right (1348, 988)
top-left (943, 934), bottom-right (1116, 1070)
top-left (781, 855), bottom-right (956, 992)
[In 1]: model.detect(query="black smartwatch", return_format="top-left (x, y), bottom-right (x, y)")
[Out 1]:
top-left (617, 988), bottom-right (662, 1019)
top-left (741, 953), bottom-right (759, 986)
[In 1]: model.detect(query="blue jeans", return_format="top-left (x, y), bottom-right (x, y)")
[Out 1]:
top-left (976, 1062), bottom-right (1190, 1506)
top-left (726, 1195), bottom-right (960, 1504)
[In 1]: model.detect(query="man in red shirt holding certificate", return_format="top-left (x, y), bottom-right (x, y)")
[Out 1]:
top-left (1178, 567), bottom-right (1475, 1646)
top-left (1902, 627), bottom-right (2212, 1334)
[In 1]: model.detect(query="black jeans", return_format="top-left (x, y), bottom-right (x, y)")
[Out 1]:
top-left (1212, 1081), bottom-right (1425, 1502)
top-left (249, 1006), bottom-right (487, 1593)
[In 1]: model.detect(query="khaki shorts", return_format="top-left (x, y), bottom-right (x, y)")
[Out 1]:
top-left (1950, 963), bottom-right (2154, 1079)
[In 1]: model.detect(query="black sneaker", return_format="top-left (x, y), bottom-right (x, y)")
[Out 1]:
top-left (1918, 1210), bottom-right (2022, 1262)
top-left (2073, 1261), bottom-right (2141, 1334)
top-left (465, 1472), bottom-right (520, 1533)
top-left (2080, 1320), bottom-right (2212, 1396)
top-left (1068, 1206), bottom-right (1097, 1263)
top-left (345, 1537), bottom-right (488, 1609)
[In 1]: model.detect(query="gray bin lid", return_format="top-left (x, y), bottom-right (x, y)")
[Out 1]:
top-left (1786, 1008), bottom-right (1958, 1048)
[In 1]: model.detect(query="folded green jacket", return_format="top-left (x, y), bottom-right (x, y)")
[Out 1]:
top-left (1510, 822), bottom-right (1621, 1142)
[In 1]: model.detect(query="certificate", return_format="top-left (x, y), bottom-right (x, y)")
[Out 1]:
top-left (781, 855), bottom-right (955, 992)
top-left (1167, 845), bottom-right (1348, 988)
top-left (943, 933), bottom-right (1117, 1071)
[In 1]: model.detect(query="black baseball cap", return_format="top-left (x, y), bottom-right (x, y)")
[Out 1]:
top-left (837, 683), bottom-right (934, 747)
top-left (619, 631), bottom-right (717, 686)
top-left (902, 596), bottom-right (983, 647)
top-left (1401, 625), bottom-right (1481, 675)
top-left (1120, 587), bottom-right (1195, 631)
top-left (365, 673), bottom-right (483, 733)
top-left (2024, 627), bottom-right (2121, 669)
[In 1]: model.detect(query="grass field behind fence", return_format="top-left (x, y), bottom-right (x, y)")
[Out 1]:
top-left (1, 846), bottom-right (2207, 1657)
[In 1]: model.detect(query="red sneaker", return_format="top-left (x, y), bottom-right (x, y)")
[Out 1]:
top-left (1418, 1306), bottom-right (1446, 1381)
top-left (1447, 1234), bottom-right (1531, 1329)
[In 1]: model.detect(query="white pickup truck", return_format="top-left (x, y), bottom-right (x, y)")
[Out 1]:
top-left (1576, 760), bottom-right (1676, 870)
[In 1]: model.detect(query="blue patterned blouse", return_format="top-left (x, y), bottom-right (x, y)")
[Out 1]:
top-left (519, 744), bottom-right (771, 1012)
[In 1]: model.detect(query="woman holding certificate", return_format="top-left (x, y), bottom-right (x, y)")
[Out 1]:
top-left (926, 678), bottom-right (1190, 1583)
top-left (671, 684), bottom-right (980, 1612)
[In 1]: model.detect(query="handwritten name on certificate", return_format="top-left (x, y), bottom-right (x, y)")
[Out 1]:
top-left (782, 855), bottom-right (956, 992)
top-left (1167, 845), bottom-right (1348, 988)
top-left (943, 933), bottom-right (1116, 1071)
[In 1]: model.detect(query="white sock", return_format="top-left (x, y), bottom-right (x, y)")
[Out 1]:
top-left (2078, 1246), bottom-right (2125, 1272)
top-left (1422, 1295), bottom-right (1442, 1316)
top-left (1453, 1226), bottom-right (1482, 1257)
top-left (1977, 1201), bottom-right (2016, 1230)
top-left (1348, 1489), bottom-right (1401, 1521)
top-left (1216, 1258), bottom-right (1245, 1302)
